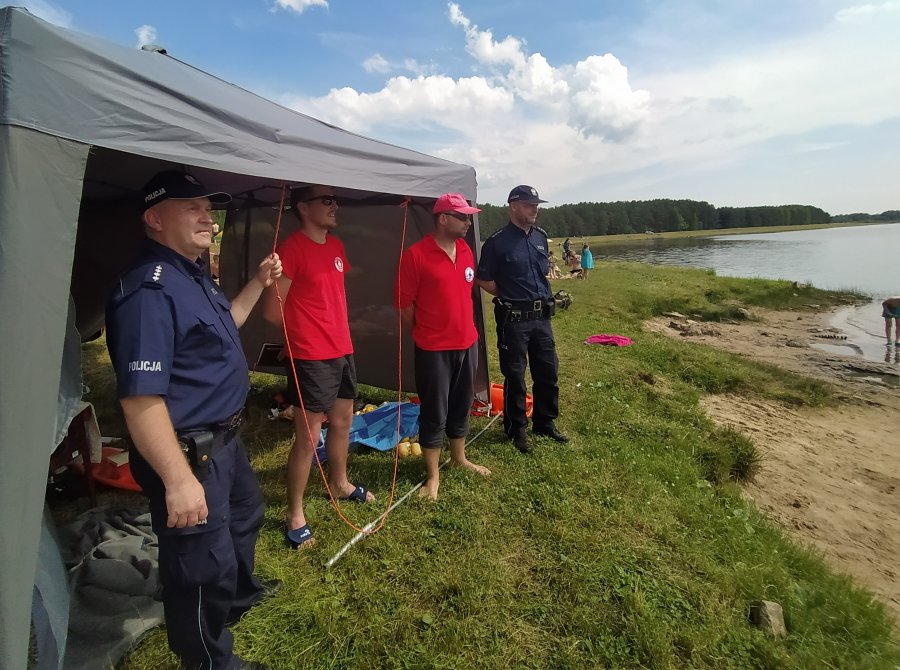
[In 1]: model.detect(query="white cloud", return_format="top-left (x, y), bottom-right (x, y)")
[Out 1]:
top-left (401, 59), bottom-right (434, 77)
top-left (272, 0), bottom-right (328, 15)
top-left (362, 53), bottom-right (435, 77)
top-left (835, 1), bottom-right (899, 23)
top-left (280, 2), bottom-right (900, 210)
top-left (446, 4), bottom-right (647, 134)
top-left (363, 54), bottom-right (391, 74)
top-left (279, 3), bottom-right (652, 202)
top-left (16, 0), bottom-right (72, 26)
top-left (793, 141), bottom-right (847, 153)
top-left (567, 55), bottom-right (650, 140)
top-left (289, 74), bottom-right (514, 135)
top-left (134, 24), bottom-right (157, 48)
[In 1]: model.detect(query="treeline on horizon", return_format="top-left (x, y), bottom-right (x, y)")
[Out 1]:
top-left (830, 210), bottom-right (900, 223)
top-left (474, 199), bottom-right (898, 238)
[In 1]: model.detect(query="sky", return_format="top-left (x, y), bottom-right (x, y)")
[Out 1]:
top-left (6, 0), bottom-right (899, 214)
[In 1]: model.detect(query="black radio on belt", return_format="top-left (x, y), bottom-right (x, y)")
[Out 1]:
top-left (493, 296), bottom-right (556, 322)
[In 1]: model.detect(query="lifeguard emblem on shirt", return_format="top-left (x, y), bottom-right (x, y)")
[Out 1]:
top-left (334, 257), bottom-right (344, 272)
top-left (465, 267), bottom-right (475, 282)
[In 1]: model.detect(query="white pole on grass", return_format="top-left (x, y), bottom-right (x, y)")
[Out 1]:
top-left (325, 412), bottom-right (502, 569)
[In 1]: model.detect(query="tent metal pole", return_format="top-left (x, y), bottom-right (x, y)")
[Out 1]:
top-left (324, 411), bottom-right (502, 569)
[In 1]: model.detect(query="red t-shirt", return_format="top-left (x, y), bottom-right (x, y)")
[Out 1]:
top-left (277, 231), bottom-right (353, 360)
top-left (396, 235), bottom-right (478, 351)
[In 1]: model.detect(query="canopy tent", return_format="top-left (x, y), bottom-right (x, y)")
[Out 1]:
top-left (0, 8), bottom-right (488, 668)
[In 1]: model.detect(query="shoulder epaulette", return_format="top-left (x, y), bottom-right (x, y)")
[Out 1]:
top-left (534, 226), bottom-right (549, 237)
top-left (116, 261), bottom-right (168, 298)
top-left (486, 228), bottom-right (505, 240)
top-left (139, 263), bottom-right (168, 288)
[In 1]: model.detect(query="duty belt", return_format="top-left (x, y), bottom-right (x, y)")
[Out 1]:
top-left (217, 408), bottom-right (244, 431)
top-left (502, 298), bottom-right (548, 311)
top-left (493, 296), bottom-right (555, 322)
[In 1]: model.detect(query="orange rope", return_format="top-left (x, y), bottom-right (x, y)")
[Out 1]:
top-left (270, 185), bottom-right (409, 534)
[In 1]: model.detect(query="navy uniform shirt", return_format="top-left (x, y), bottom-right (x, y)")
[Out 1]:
top-left (106, 240), bottom-right (249, 431)
top-left (476, 222), bottom-right (552, 301)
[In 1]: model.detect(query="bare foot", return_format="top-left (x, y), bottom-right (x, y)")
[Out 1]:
top-left (292, 537), bottom-right (316, 551)
top-left (418, 478), bottom-right (439, 501)
top-left (450, 458), bottom-right (492, 477)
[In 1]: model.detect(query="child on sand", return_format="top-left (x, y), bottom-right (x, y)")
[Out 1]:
top-left (883, 297), bottom-right (900, 346)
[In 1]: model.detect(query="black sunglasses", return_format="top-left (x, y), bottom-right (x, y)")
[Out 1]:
top-left (443, 212), bottom-right (471, 221)
top-left (303, 195), bottom-right (339, 206)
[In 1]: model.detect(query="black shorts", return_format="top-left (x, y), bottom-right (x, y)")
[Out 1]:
top-left (414, 343), bottom-right (477, 449)
top-left (284, 355), bottom-right (357, 414)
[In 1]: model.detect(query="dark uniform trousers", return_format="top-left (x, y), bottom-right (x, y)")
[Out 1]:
top-left (495, 306), bottom-right (560, 437)
top-left (131, 432), bottom-right (264, 670)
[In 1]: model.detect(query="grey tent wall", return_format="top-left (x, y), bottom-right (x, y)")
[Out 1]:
top-left (219, 201), bottom-right (490, 399)
top-left (0, 127), bottom-right (88, 670)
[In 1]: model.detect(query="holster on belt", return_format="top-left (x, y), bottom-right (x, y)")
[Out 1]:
top-left (177, 430), bottom-right (215, 480)
top-left (544, 298), bottom-right (557, 318)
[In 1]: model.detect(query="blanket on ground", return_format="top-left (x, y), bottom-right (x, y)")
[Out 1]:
top-left (57, 504), bottom-right (163, 670)
top-left (584, 334), bottom-right (634, 346)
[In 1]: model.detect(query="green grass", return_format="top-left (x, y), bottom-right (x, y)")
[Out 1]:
top-left (80, 262), bottom-right (896, 669)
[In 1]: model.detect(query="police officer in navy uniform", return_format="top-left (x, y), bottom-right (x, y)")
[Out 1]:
top-left (476, 185), bottom-right (569, 454)
top-left (106, 171), bottom-right (282, 670)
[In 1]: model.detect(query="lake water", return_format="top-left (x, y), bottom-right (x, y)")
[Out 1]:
top-left (594, 223), bottom-right (900, 363)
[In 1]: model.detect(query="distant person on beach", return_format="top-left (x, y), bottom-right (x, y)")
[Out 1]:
top-left (567, 252), bottom-right (583, 278)
top-left (562, 237), bottom-right (571, 261)
top-left (547, 251), bottom-right (563, 279)
top-left (580, 243), bottom-right (594, 281)
top-left (883, 297), bottom-right (900, 345)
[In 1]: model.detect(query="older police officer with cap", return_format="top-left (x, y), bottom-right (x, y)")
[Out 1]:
top-left (476, 185), bottom-right (569, 454)
top-left (106, 171), bottom-right (281, 670)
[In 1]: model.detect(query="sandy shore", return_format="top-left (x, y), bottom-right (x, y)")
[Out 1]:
top-left (646, 309), bottom-right (900, 619)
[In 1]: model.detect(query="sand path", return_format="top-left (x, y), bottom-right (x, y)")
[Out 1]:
top-left (646, 309), bottom-right (900, 618)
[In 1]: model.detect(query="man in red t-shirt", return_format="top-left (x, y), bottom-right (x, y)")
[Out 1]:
top-left (265, 184), bottom-right (374, 549)
top-left (396, 193), bottom-right (491, 501)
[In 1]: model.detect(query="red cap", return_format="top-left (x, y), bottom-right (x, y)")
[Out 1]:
top-left (433, 192), bottom-right (481, 215)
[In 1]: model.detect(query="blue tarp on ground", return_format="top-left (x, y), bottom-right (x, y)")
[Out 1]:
top-left (316, 402), bottom-right (420, 462)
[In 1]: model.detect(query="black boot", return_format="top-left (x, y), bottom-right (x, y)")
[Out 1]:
top-left (512, 429), bottom-right (533, 454)
top-left (533, 424), bottom-right (569, 443)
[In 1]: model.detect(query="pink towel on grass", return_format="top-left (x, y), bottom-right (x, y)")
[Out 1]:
top-left (584, 334), bottom-right (633, 346)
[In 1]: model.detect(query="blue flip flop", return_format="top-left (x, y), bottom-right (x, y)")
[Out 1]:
top-left (338, 484), bottom-right (371, 503)
top-left (285, 524), bottom-right (314, 549)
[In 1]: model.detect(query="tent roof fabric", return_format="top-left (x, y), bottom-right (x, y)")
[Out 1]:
top-left (0, 6), bottom-right (476, 199)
